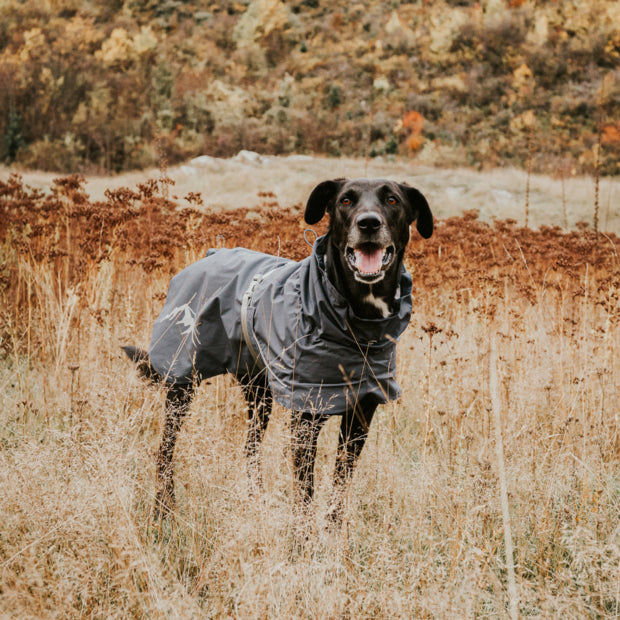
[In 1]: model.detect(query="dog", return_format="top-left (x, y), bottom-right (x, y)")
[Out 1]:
top-left (123, 178), bottom-right (433, 524)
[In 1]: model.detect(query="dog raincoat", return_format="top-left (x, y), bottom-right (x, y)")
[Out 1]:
top-left (148, 235), bottom-right (412, 414)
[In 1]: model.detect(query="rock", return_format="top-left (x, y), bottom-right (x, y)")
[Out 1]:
top-left (233, 150), bottom-right (265, 165)
top-left (190, 155), bottom-right (220, 166)
top-left (188, 155), bottom-right (225, 173)
top-left (373, 76), bottom-right (390, 92)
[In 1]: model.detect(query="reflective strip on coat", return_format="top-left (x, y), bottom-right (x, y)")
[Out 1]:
top-left (148, 235), bottom-right (413, 415)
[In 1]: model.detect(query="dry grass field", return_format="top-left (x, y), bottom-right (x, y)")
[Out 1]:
top-left (1, 168), bottom-right (619, 617)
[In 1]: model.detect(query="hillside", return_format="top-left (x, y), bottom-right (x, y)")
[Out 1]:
top-left (1, 0), bottom-right (619, 175)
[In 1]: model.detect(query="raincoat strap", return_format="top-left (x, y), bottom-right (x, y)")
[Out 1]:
top-left (241, 269), bottom-right (276, 364)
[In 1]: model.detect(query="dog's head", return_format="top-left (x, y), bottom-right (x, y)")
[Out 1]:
top-left (304, 178), bottom-right (433, 284)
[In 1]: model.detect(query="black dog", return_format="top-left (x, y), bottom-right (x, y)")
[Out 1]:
top-left (123, 178), bottom-right (432, 523)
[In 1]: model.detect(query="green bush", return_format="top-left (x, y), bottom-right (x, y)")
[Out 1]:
top-left (2, 108), bottom-right (24, 163)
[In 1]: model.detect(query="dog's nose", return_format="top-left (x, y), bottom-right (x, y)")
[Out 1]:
top-left (356, 213), bottom-right (382, 233)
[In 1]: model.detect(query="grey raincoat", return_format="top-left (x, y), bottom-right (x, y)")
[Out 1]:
top-left (149, 235), bottom-right (413, 414)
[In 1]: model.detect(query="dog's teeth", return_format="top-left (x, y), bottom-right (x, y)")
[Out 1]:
top-left (382, 248), bottom-right (393, 265)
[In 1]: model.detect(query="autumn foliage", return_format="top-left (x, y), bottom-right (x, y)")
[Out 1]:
top-left (602, 122), bottom-right (620, 145)
top-left (0, 0), bottom-right (619, 174)
top-left (402, 111), bottom-right (425, 152)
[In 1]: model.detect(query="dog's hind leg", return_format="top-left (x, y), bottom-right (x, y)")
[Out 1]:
top-left (327, 398), bottom-right (378, 526)
top-left (291, 411), bottom-right (328, 511)
top-left (155, 383), bottom-right (194, 518)
top-left (242, 378), bottom-right (272, 491)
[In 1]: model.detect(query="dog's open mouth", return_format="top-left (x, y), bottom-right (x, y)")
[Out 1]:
top-left (346, 243), bottom-right (394, 281)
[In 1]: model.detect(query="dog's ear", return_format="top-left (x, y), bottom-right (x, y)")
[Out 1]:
top-left (304, 179), bottom-right (346, 225)
top-left (399, 183), bottom-right (433, 239)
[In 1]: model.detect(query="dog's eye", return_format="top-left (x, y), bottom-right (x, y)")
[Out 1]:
top-left (341, 197), bottom-right (352, 206)
top-left (387, 196), bottom-right (398, 205)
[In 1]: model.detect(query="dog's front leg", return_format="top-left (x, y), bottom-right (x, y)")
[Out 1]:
top-left (155, 383), bottom-right (194, 517)
top-left (327, 398), bottom-right (377, 526)
top-left (291, 410), bottom-right (328, 511)
top-left (242, 379), bottom-right (272, 491)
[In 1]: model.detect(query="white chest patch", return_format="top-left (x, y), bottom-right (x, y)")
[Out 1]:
top-left (363, 293), bottom-right (391, 318)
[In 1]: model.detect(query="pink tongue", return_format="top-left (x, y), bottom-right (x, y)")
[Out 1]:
top-left (355, 247), bottom-right (383, 274)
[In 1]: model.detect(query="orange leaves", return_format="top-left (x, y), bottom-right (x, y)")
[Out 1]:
top-left (407, 135), bottom-right (424, 152)
top-left (402, 111), bottom-right (424, 153)
top-left (403, 110), bottom-right (424, 132)
top-left (601, 122), bottom-right (620, 145)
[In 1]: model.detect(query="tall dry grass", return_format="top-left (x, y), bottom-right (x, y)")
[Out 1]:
top-left (1, 174), bottom-right (619, 617)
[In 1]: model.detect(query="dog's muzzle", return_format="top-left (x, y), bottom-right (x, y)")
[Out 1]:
top-left (344, 212), bottom-right (395, 283)
top-left (345, 243), bottom-right (395, 282)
